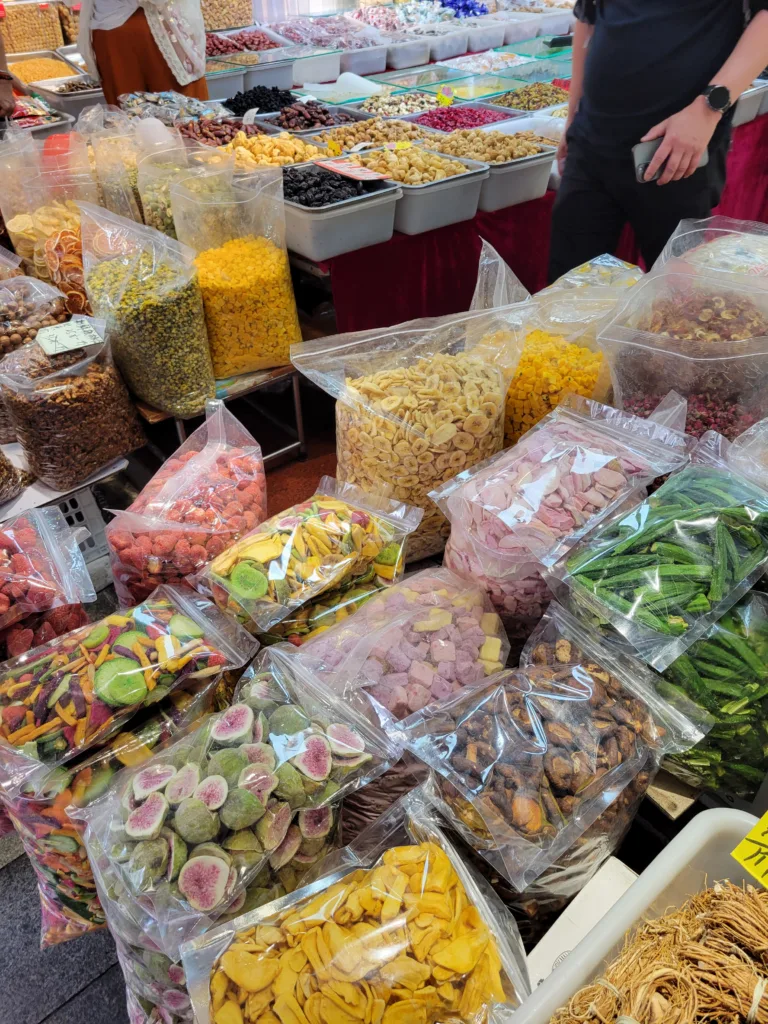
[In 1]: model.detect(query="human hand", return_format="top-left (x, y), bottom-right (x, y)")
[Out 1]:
top-left (641, 96), bottom-right (721, 185)
top-left (556, 133), bottom-right (567, 175)
top-left (0, 80), bottom-right (16, 118)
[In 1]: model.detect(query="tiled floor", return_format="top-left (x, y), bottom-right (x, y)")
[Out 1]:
top-left (0, 382), bottom-right (339, 1024)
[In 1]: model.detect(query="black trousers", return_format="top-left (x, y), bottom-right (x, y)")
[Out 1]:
top-left (548, 128), bottom-right (730, 283)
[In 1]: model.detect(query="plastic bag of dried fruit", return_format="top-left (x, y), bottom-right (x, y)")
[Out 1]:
top-left (0, 603), bottom-right (89, 660)
top-left (432, 392), bottom-right (691, 570)
top-left (179, 788), bottom-right (531, 1024)
top-left (0, 684), bottom-right (219, 948)
top-left (107, 400), bottom-right (267, 607)
top-left (0, 585), bottom-right (257, 794)
top-left (654, 214), bottom-right (768, 278)
top-left (0, 244), bottom-right (23, 282)
top-left (291, 307), bottom-right (523, 560)
top-left (470, 239), bottom-right (530, 311)
top-left (196, 476), bottom-right (422, 634)
top-left (0, 508), bottom-right (94, 635)
top-left (0, 449), bottom-right (31, 505)
top-left (0, 275), bottom-right (70, 443)
top-left (400, 607), bottom-right (709, 892)
top-left (74, 643), bottom-right (399, 960)
top-left (295, 566), bottom-right (511, 726)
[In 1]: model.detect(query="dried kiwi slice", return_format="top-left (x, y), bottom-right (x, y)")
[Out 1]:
top-left (94, 657), bottom-right (149, 707)
top-left (82, 623), bottom-right (110, 649)
top-left (169, 614), bottom-right (204, 639)
top-left (229, 561), bottom-right (269, 602)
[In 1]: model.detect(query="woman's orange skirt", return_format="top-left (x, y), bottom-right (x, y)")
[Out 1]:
top-left (91, 7), bottom-right (208, 106)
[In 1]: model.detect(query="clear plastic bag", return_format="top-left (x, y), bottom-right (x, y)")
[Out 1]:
top-left (0, 684), bottom-right (218, 948)
top-left (0, 508), bottom-right (94, 634)
top-left (0, 603), bottom-right (89, 660)
top-left (119, 91), bottom-right (233, 124)
top-left (469, 239), bottom-right (530, 311)
top-left (600, 268), bottom-right (768, 440)
top-left (0, 244), bottom-right (23, 282)
top-left (292, 308), bottom-right (517, 560)
top-left (171, 168), bottom-right (301, 378)
top-left (443, 519), bottom-right (550, 638)
top-left (107, 400), bottom-right (267, 607)
top-left (138, 145), bottom-right (233, 239)
top-left (551, 432), bottom-right (768, 672)
top-left (654, 215), bottom-right (768, 278)
top-left (198, 476), bottom-right (423, 634)
top-left (179, 788), bottom-right (530, 1024)
top-left (432, 393), bottom-right (691, 570)
top-left (0, 585), bottom-right (257, 792)
top-left (43, 227), bottom-right (92, 316)
top-left (80, 202), bottom-right (215, 417)
top-left (402, 628), bottom-right (707, 891)
top-left (0, 330), bottom-right (145, 490)
top-left (91, 131), bottom-right (144, 224)
top-left (296, 566), bottom-right (511, 723)
top-left (118, 933), bottom-right (194, 1024)
top-left (74, 643), bottom-right (397, 959)
top-left (661, 590), bottom-right (768, 799)
top-left (540, 254), bottom-right (643, 293)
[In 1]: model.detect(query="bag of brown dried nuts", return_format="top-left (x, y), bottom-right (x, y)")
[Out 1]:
top-left (0, 277), bottom-right (69, 444)
top-left (401, 601), bottom-right (709, 892)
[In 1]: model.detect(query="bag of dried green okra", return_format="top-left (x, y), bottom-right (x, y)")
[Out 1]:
top-left (551, 431), bottom-right (768, 672)
top-left (661, 590), bottom-right (768, 799)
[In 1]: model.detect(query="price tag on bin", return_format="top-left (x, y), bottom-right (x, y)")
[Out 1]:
top-left (314, 157), bottom-right (389, 181)
top-left (731, 811), bottom-right (768, 887)
top-left (437, 86), bottom-right (454, 106)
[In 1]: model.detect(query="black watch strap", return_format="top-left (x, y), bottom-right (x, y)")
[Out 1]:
top-left (0, 71), bottom-right (13, 82)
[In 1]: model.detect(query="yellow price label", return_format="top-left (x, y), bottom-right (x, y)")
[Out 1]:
top-left (394, 140), bottom-right (412, 150)
top-left (327, 140), bottom-right (342, 156)
top-left (731, 811), bottom-right (768, 886)
top-left (436, 87), bottom-right (454, 106)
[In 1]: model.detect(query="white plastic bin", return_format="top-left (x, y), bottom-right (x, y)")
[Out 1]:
top-left (28, 75), bottom-right (103, 118)
top-left (477, 147), bottom-right (555, 210)
top-left (384, 36), bottom-right (430, 70)
top-left (56, 44), bottom-right (88, 73)
top-left (512, 808), bottom-right (757, 1024)
top-left (733, 81), bottom-right (768, 126)
top-left (205, 64), bottom-right (246, 99)
top-left (465, 21), bottom-right (506, 51)
top-left (340, 43), bottom-right (388, 76)
top-left (492, 14), bottom-right (541, 45)
top-left (284, 180), bottom-right (401, 260)
top-left (26, 111), bottom-right (76, 138)
top-left (535, 10), bottom-right (574, 35)
top-left (374, 148), bottom-right (489, 234)
top-left (760, 80), bottom-right (768, 116)
top-left (287, 46), bottom-right (342, 86)
top-left (426, 29), bottom-right (469, 62)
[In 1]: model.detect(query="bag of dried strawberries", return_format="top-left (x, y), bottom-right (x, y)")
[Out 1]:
top-left (107, 400), bottom-right (267, 606)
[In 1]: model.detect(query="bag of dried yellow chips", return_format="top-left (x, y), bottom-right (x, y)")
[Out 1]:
top-left (179, 789), bottom-right (530, 1024)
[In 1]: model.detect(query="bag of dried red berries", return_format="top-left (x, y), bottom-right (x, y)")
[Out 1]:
top-left (106, 400), bottom-right (267, 607)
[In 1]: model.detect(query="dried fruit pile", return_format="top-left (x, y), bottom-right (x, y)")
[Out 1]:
top-left (107, 425), bottom-right (266, 606)
top-left (265, 100), bottom-right (355, 131)
top-left (43, 228), bottom-right (92, 316)
top-left (0, 604), bottom-right (89, 661)
top-left (106, 690), bottom-right (375, 920)
top-left (204, 483), bottom-right (410, 633)
top-left (301, 569), bottom-right (509, 718)
top-left (0, 592), bottom-right (235, 769)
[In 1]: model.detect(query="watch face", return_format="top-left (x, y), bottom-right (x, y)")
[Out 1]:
top-left (709, 85), bottom-right (730, 110)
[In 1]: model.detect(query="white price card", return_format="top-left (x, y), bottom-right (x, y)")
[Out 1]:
top-left (36, 318), bottom-right (103, 356)
top-left (242, 108), bottom-right (260, 124)
top-left (314, 157), bottom-right (389, 181)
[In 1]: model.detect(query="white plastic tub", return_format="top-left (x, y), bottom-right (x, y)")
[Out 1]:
top-left (28, 75), bottom-right (103, 117)
top-left (760, 81), bottom-right (768, 116)
top-left (287, 45), bottom-right (342, 87)
top-left (284, 180), bottom-right (401, 259)
top-left (374, 148), bottom-right (489, 234)
top-left (492, 14), bottom-right (541, 45)
top-left (535, 10), bottom-right (574, 35)
top-left (476, 146), bottom-right (555, 210)
top-left (513, 808), bottom-right (757, 1024)
top-left (340, 43), bottom-right (387, 75)
top-left (56, 44), bottom-right (88, 73)
top-left (384, 36), bottom-right (431, 70)
top-left (426, 29), bottom-right (469, 62)
top-left (733, 81), bottom-right (768, 126)
top-left (205, 64), bottom-right (246, 99)
top-left (465, 21), bottom-right (506, 51)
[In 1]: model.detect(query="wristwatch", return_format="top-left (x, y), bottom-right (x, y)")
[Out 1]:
top-left (0, 71), bottom-right (13, 83)
top-left (703, 84), bottom-right (732, 113)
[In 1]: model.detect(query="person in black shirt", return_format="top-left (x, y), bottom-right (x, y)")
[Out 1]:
top-left (548, 0), bottom-right (768, 281)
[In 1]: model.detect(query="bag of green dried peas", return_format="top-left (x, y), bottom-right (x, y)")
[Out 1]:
top-left (79, 202), bottom-right (216, 417)
top-left (550, 430), bottom-right (768, 672)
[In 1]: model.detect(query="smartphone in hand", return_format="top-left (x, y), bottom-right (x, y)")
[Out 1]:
top-left (632, 138), bottom-right (709, 183)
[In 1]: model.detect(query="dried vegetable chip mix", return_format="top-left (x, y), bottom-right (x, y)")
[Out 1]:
top-left (292, 309), bottom-right (513, 561)
top-left (0, 586), bottom-right (256, 790)
top-left (179, 791), bottom-right (529, 1024)
top-left (107, 401), bottom-right (267, 606)
top-left (0, 687), bottom-right (216, 948)
top-left (74, 645), bottom-right (397, 958)
top-left (199, 478), bottom-right (422, 634)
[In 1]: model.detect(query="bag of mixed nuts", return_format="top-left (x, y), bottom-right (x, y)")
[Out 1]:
top-left (291, 306), bottom-right (523, 561)
top-left (179, 789), bottom-right (531, 1024)
top-left (401, 603), bottom-right (709, 892)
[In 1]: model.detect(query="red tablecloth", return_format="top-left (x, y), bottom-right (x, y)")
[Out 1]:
top-left (327, 115), bottom-right (768, 333)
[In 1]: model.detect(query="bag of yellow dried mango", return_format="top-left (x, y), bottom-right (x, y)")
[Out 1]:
top-left (171, 167), bottom-right (301, 379)
top-left (179, 788), bottom-right (530, 1024)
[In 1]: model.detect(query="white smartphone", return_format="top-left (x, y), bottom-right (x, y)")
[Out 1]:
top-left (632, 138), bottom-right (709, 183)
